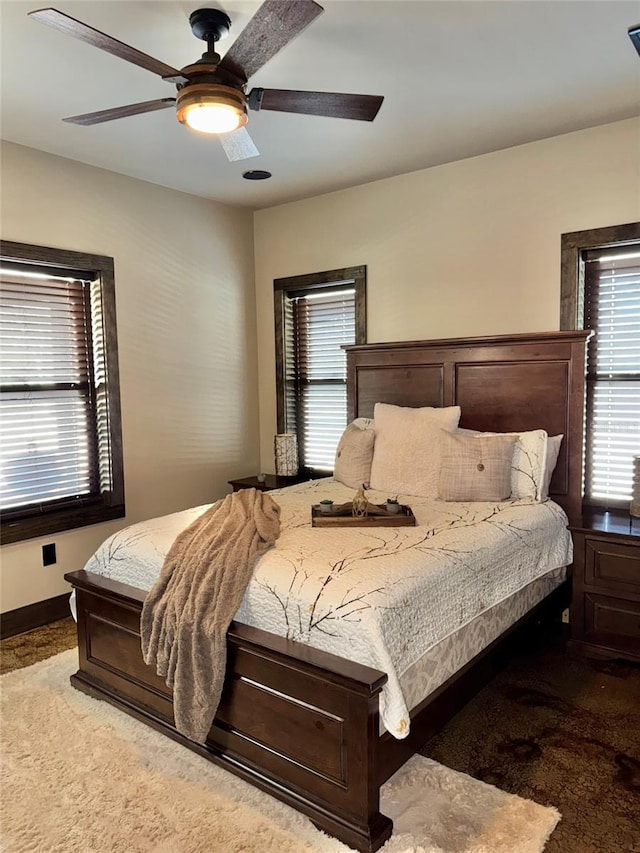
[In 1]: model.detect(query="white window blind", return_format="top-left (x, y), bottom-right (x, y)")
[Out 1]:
top-left (0, 268), bottom-right (99, 515)
top-left (287, 287), bottom-right (356, 470)
top-left (584, 249), bottom-right (640, 505)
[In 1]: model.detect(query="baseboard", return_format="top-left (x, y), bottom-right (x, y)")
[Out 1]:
top-left (0, 593), bottom-right (71, 640)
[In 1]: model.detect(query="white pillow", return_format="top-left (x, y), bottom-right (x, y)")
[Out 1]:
top-left (456, 427), bottom-right (549, 501)
top-left (333, 419), bottom-right (375, 489)
top-left (369, 403), bottom-right (461, 498)
top-left (540, 434), bottom-right (563, 501)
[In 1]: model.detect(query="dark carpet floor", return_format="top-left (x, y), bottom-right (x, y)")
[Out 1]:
top-left (0, 617), bottom-right (77, 674)
top-left (420, 629), bottom-right (640, 853)
top-left (2, 619), bottom-right (639, 852)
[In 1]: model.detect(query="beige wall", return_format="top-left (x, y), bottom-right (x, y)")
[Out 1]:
top-left (1, 142), bottom-right (258, 612)
top-left (254, 118), bottom-right (640, 469)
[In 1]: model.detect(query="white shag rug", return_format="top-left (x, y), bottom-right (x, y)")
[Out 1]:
top-left (0, 650), bottom-right (560, 853)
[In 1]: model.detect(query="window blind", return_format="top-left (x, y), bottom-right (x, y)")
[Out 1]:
top-left (0, 269), bottom-right (99, 515)
top-left (287, 287), bottom-right (356, 470)
top-left (584, 249), bottom-right (640, 505)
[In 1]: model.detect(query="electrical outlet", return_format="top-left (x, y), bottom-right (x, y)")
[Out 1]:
top-left (42, 543), bottom-right (56, 566)
top-left (561, 607), bottom-right (570, 624)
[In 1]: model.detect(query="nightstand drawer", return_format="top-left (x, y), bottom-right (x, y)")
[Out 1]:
top-left (569, 510), bottom-right (640, 662)
top-left (584, 592), bottom-right (640, 651)
top-left (584, 538), bottom-right (640, 591)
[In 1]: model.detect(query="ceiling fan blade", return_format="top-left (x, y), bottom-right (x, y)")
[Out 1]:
top-left (219, 0), bottom-right (323, 82)
top-left (219, 127), bottom-right (260, 162)
top-left (28, 8), bottom-right (187, 83)
top-left (63, 99), bottom-right (176, 126)
top-left (253, 89), bottom-right (384, 122)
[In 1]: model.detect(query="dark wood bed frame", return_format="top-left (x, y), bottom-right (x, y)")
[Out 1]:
top-left (65, 330), bottom-right (589, 852)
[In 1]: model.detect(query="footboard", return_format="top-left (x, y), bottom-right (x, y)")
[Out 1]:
top-left (65, 570), bottom-right (392, 852)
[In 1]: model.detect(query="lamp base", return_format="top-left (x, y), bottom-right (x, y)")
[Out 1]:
top-left (274, 433), bottom-right (299, 478)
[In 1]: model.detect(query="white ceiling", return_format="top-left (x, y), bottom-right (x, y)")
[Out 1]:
top-left (1, 1), bottom-right (639, 210)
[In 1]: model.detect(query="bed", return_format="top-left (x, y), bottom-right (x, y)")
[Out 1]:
top-left (64, 330), bottom-right (589, 852)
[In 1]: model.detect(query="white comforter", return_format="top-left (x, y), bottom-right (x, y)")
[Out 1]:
top-left (83, 479), bottom-right (572, 738)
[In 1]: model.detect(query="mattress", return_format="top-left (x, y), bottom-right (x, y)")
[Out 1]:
top-left (81, 479), bottom-right (572, 738)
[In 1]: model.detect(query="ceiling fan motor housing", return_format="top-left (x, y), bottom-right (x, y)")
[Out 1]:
top-left (189, 8), bottom-right (231, 43)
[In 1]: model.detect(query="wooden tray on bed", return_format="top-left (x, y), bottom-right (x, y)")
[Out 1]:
top-left (311, 502), bottom-right (416, 527)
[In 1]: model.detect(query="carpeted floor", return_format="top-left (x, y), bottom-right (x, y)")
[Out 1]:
top-left (2, 619), bottom-right (639, 852)
top-left (421, 629), bottom-right (640, 853)
top-left (1, 651), bottom-right (560, 853)
top-left (0, 617), bottom-right (77, 673)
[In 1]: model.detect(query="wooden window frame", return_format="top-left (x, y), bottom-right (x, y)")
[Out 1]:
top-left (560, 222), bottom-right (640, 330)
top-left (1, 240), bottom-right (125, 544)
top-left (560, 221), bottom-right (640, 509)
top-left (274, 266), bottom-right (366, 476)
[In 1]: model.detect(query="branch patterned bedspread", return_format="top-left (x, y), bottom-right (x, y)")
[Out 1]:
top-left (83, 479), bottom-right (572, 738)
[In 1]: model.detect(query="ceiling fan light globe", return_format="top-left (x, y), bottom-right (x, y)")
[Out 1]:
top-left (184, 103), bottom-right (245, 134)
top-left (176, 83), bottom-right (248, 135)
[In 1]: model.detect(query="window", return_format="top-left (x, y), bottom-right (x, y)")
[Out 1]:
top-left (0, 241), bottom-right (125, 543)
top-left (561, 223), bottom-right (640, 508)
top-left (274, 266), bottom-right (366, 474)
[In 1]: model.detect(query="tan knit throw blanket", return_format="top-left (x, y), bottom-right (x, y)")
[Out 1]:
top-left (140, 489), bottom-right (281, 743)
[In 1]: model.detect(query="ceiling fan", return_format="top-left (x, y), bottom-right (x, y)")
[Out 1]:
top-left (28, 1), bottom-right (384, 163)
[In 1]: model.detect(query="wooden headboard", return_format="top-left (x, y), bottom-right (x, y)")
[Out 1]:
top-left (345, 330), bottom-right (590, 524)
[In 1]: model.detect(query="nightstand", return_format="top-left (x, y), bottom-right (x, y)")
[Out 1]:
top-left (228, 474), bottom-right (308, 492)
top-left (568, 508), bottom-right (640, 663)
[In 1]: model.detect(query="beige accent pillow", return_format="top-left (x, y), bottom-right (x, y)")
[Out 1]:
top-left (456, 427), bottom-right (549, 501)
top-left (439, 431), bottom-right (518, 501)
top-left (369, 403), bottom-right (461, 498)
top-left (333, 420), bottom-right (375, 489)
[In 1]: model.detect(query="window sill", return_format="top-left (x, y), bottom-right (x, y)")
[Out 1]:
top-left (1, 503), bottom-right (126, 545)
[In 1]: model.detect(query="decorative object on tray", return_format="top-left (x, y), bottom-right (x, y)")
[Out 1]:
top-left (318, 499), bottom-right (334, 514)
top-left (274, 433), bottom-right (298, 476)
top-left (352, 485), bottom-right (369, 516)
top-left (386, 497), bottom-right (400, 514)
top-left (631, 456), bottom-right (640, 518)
top-left (312, 501), bottom-right (416, 527)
